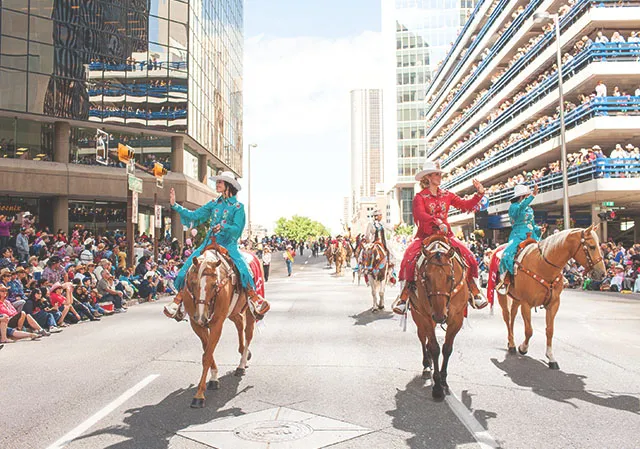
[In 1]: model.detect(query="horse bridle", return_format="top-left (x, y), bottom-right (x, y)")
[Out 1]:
top-left (539, 229), bottom-right (603, 273)
top-left (418, 250), bottom-right (465, 312)
top-left (187, 268), bottom-right (232, 324)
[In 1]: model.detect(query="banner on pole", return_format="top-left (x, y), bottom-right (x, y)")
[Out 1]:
top-left (132, 191), bottom-right (138, 224)
top-left (154, 205), bottom-right (162, 227)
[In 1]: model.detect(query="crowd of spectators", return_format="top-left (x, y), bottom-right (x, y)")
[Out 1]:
top-left (425, 19), bottom-right (635, 148)
top-left (567, 242), bottom-right (640, 293)
top-left (89, 104), bottom-right (186, 120)
top-left (89, 57), bottom-right (186, 72)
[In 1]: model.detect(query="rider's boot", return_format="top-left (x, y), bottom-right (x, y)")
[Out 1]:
top-left (163, 290), bottom-right (185, 321)
top-left (246, 288), bottom-right (270, 320)
top-left (392, 281), bottom-right (415, 315)
top-left (496, 271), bottom-right (511, 296)
top-left (468, 277), bottom-right (489, 309)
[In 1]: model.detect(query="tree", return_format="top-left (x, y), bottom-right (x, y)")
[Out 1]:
top-left (395, 223), bottom-right (415, 237)
top-left (274, 215), bottom-right (330, 242)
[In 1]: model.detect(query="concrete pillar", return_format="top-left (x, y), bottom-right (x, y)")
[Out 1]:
top-left (54, 121), bottom-right (70, 163)
top-left (198, 155), bottom-right (208, 184)
top-left (171, 209), bottom-right (184, 245)
top-left (171, 136), bottom-right (184, 174)
top-left (52, 196), bottom-right (69, 233)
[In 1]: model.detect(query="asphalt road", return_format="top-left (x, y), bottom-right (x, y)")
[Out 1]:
top-left (1, 252), bottom-right (639, 449)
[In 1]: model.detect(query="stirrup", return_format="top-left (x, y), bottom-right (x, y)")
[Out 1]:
top-left (163, 301), bottom-right (180, 318)
top-left (392, 296), bottom-right (407, 315)
top-left (471, 295), bottom-right (489, 309)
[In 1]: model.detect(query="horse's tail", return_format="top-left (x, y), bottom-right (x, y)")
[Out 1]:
top-left (486, 244), bottom-right (507, 306)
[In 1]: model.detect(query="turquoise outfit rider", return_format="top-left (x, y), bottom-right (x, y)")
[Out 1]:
top-left (499, 186), bottom-right (542, 276)
top-left (171, 196), bottom-right (255, 291)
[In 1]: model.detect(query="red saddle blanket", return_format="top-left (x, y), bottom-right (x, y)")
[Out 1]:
top-left (241, 250), bottom-right (265, 298)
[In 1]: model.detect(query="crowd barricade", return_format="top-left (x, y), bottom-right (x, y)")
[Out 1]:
top-left (426, 0), bottom-right (636, 143)
top-left (442, 97), bottom-right (640, 190)
top-left (436, 43), bottom-right (640, 166)
top-left (449, 158), bottom-right (640, 216)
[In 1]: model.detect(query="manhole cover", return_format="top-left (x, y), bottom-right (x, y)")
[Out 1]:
top-left (234, 420), bottom-right (314, 442)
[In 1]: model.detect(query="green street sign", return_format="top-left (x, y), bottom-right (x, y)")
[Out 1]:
top-left (128, 174), bottom-right (143, 193)
top-left (602, 201), bottom-right (614, 207)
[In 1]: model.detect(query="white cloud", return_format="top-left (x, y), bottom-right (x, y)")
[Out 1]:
top-left (239, 31), bottom-right (384, 234)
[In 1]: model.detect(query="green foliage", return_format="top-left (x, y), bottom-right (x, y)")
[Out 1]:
top-left (274, 215), bottom-right (330, 242)
top-left (395, 223), bottom-right (415, 236)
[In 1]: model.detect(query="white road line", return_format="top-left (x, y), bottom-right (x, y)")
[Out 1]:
top-left (45, 374), bottom-right (160, 449)
top-left (445, 391), bottom-right (499, 449)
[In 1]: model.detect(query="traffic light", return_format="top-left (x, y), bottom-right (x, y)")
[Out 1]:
top-left (597, 210), bottom-right (617, 221)
top-left (153, 162), bottom-right (168, 188)
top-left (117, 143), bottom-right (135, 163)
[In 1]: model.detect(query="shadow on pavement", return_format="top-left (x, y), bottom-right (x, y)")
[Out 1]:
top-left (350, 309), bottom-right (395, 326)
top-left (74, 371), bottom-right (252, 449)
top-left (386, 376), bottom-right (479, 449)
top-left (491, 356), bottom-right (640, 414)
top-left (460, 390), bottom-right (498, 429)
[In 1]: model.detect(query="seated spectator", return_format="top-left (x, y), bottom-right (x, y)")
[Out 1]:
top-left (0, 314), bottom-right (41, 343)
top-left (97, 271), bottom-right (127, 313)
top-left (71, 279), bottom-right (100, 321)
top-left (49, 282), bottom-right (81, 326)
top-left (0, 284), bottom-right (49, 336)
top-left (23, 288), bottom-right (63, 333)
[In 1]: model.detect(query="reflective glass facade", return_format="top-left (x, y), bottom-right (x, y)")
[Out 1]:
top-left (0, 0), bottom-right (243, 174)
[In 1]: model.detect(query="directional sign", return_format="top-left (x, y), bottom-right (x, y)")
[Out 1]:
top-left (132, 191), bottom-right (139, 224)
top-left (602, 201), bottom-right (614, 207)
top-left (128, 174), bottom-right (143, 193)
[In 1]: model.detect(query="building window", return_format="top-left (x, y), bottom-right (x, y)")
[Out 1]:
top-left (401, 188), bottom-right (414, 226)
top-left (183, 145), bottom-right (199, 180)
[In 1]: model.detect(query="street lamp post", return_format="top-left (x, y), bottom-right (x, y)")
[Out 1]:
top-left (247, 143), bottom-right (258, 240)
top-left (534, 11), bottom-right (570, 230)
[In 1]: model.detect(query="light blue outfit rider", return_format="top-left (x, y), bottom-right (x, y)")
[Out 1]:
top-left (171, 196), bottom-right (255, 292)
top-left (499, 184), bottom-right (542, 276)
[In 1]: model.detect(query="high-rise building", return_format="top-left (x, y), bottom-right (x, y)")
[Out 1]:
top-left (423, 0), bottom-right (640, 244)
top-left (0, 0), bottom-right (243, 240)
top-left (350, 89), bottom-right (384, 229)
top-left (382, 0), bottom-right (478, 225)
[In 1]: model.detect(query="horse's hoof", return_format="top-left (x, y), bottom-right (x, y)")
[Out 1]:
top-left (421, 368), bottom-right (431, 379)
top-left (432, 387), bottom-right (445, 401)
top-left (247, 350), bottom-right (252, 361)
top-left (207, 380), bottom-right (220, 390)
top-left (508, 346), bottom-right (517, 354)
top-left (548, 361), bottom-right (560, 370)
top-left (190, 398), bottom-right (205, 408)
top-left (378, 305), bottom-right (384, 310)
top-left (518, 346), bottom-right (528, 355)
top-left (371, 308), bottom-right (377, 313)
top-left (235, 367), bottom-right (246, 377)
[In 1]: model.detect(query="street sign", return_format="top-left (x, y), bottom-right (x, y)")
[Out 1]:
top-left (155, 205), bottom-right (162, 226)
top-left (126, 160), bottom-right (135, 176)
top-left (602, 201), bottom-right (614, 207)
top-left (132, 191), bottom-right (139, 224)
top-left (128, 174), bottom-right (143, 193)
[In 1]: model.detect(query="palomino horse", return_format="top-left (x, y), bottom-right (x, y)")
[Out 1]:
top-left (345, 241), bottom-right (353, 268)
top-left (181, 245), bottom-right (258, 408)
top-left (364, 240), bottom-right (390, 311)
top-left (410, 235), bottom-right (469, 400)
top-left (334, 243), bottom-right (347, 276)
top-left (489, 225), bottom-right (605, 370)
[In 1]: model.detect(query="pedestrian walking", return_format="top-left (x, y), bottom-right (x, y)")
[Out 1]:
top-left (262, 246), bottom-right (272, 282)
top-left (283, 245), bottom-right (295, 277)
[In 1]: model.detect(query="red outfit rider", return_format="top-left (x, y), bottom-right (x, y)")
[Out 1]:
top-left (394, 160), bottom-right (488, 314)
top-left (399, 188), bottom-right (482, 283)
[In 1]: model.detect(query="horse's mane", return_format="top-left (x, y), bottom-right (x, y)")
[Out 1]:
top-left (538, 229), bottom-right (575, 257)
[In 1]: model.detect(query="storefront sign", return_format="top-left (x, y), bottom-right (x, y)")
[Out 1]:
top-left (132, 191), bottom-right (138, 224)
top-left (154, 205), bottom-right (162, 227)
top-left (128, 175), bottom-right (143, 193)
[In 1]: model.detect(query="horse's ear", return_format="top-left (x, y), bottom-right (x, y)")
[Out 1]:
top-left (591, 223), bottom-right (599, 233)
top-left (447, 247), bottom-right (455, 258)
top-left (213, 260), bottom-right (222, 267)
top-left (192, 257), bottom-right (200, 268)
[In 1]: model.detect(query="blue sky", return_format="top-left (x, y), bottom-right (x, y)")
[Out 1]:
top-left (245, 0), bottom-right (381, 38)
top-left (239, 0), bottom-right (385, 234)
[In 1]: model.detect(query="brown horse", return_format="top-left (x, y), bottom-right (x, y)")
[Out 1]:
top-left (325, 244), bottom-right (334, 267)
top-left (491, 225), bottom-right (605, 370)
top-left (334, 243), bottom-right (347, 276)
top-left (181, 248), bottom-right (257, 408)
top-left (410, 235), bottom-right (468, 400)
top-left (353, 241), bottom-right (366, 285)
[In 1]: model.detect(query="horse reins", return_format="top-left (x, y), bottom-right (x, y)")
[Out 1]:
top-left (418, 250), bottom-right (466, 313)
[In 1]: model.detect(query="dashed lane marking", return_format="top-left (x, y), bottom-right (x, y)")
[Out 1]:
top-left (45, 374), bottom-right (160, 449)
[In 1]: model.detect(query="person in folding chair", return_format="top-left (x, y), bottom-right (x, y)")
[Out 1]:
top-left (163, 171), bottom-right (270, 320)
top-left (496, 183), bottom-right (546, 294)
top-left (393, 161), bottom-right (489, 315)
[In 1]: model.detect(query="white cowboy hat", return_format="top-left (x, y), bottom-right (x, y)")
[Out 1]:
top-left (373, 209), bottom-right (383, 216)
top-left (209, 171), bottom-right (242, 192)
top-left (414, 160), bottom-right (446, 181)
top-left (511, 183), bottom-right (532, 199)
